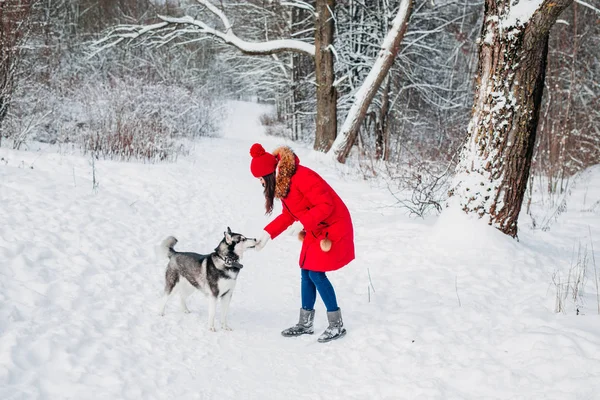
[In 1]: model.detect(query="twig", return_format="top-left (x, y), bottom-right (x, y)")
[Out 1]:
top-left (589, 225), bottom-right (599, 315)
top-left (91, 152), bottom-right (99, 193)
top-left (367, 267), bottom-right (376, 303)
top-left (367, 267), bottom-right (376, 293)
top-left (455, 275), bottom-right (461, 307)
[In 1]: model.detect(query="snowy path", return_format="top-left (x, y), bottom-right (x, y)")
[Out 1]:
top-left (1, 101), bottom-right (600, 399)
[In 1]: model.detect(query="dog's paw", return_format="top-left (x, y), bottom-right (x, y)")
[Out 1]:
top-left (208, 326), bottom-right (217, 332)
top-left (182, 308), bottom-right (191, 314)
top-left (222, 324), bottom-right (233, 331)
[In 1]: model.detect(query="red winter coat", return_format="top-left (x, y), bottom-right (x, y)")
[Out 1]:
top-left (264, 147), bottom-right (355, 272)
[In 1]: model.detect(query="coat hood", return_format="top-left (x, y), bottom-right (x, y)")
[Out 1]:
top-left (273, 146), bottom-right (299, 199)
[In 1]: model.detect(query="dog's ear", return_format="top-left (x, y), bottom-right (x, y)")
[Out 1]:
top-left (224, 228), bottom-right (233, 244)
top-left (227, 227), bottom-right (232, 234)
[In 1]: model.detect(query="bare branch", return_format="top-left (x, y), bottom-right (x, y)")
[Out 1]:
top-left (195, 0), bottom-right (232, 33)
top-left (329, 0), bottom-right (413, 163)
top-left (574, 0), bottom-right (600, 13)
top-left (91, 1), bottom-right (315, 58)
top-left (281, 1), bottom-right (315, 14)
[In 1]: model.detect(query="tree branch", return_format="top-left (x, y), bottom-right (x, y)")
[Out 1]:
top-left (328, 0), bottom-right (413, 163)
top-left (91, 0), bottom-right (315, 58)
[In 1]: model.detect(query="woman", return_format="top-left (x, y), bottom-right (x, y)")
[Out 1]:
top-left (250, 143), bottom-right (355, 343)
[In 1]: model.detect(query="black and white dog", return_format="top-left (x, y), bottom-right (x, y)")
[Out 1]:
top-left (159, 228), bottom-right (257, 331)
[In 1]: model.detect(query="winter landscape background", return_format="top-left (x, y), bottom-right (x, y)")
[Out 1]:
top-left (1, 1), bottom-right (600, 399)
top-left (2, 100), bottom-right (600, 399)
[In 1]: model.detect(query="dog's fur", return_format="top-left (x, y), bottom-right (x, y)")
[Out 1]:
top-left (158, 228), bottom-right (257, 331)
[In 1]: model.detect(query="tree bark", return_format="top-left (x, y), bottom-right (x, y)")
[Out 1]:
top-left (375, 76), bottom-right (391, 160)
top-left (449, 0), bottom-right (574, 237)
top-left (313, 0), bottom-right (337, 152)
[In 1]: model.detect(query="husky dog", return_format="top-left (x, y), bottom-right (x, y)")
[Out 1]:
top-left (159, 228), bottom-right (257, 331)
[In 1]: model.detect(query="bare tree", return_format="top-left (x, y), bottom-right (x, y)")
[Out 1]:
top-left (92, 0), bottom-right (334, 148)
top-left (313, 0), bottom-right (337, 151)
top-left (448, 0), bottom-right (575, 237)
top-left (0, 0), bottom-right (36, 138)
top-left (330, 0), bottom-right (482, 167)
top-left (93, 0), bottom-right (413, 154)
top-left (328, 0), bottom-right (413, 163)
top-left (533, 3), bottom-right (600, 193)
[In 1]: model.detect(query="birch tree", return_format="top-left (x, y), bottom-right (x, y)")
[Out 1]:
top-left (448, 0), bottom-right (575, 237)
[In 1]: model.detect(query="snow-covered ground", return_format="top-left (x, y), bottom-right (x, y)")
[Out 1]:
top-left (1, 101), bottom-right (599, 399)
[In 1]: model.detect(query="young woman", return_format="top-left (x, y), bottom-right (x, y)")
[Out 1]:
top-left (250, 143), bottom-right (355, 343)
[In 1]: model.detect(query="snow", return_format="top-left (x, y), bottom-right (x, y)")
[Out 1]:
top-left (501, 0), bottom-right (545, 29)
top-left (158, 15), bottom-right (315, 57)
top-left (2, 101), bottom-right (600, 399)
top-left (94, 1), bottom-right (316, 60)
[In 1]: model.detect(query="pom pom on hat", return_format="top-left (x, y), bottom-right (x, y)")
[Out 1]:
top-left (250, 143), bottom-right (277, 178)
top-left (250, 143), bottom-right (266, 158)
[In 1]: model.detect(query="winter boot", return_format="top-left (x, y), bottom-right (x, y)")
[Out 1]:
top-left (281, 308), bottom-right (315, 337)
top-left (318, 308), bottom-right (347, 343)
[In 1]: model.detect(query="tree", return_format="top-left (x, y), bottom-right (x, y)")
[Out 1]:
top-left (0, 0), bottom-right (36, 137)
top-left (313, 0), bottom-right (336, 151)
top-left (328, 0), bottom-right (412, 162)
top-left (93, 0), bottom-right (335, 150)
top-left (534, 3), bottom-right (600, 191)
top-left (448, 0), bottom-right (575, 237)
top-left (94, 0), bottom-right (412, 154)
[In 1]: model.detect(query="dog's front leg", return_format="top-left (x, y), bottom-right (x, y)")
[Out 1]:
top-left (207, 296), bottom-right (217, 332)
top-left (220, 291), bottom-right (234, 331)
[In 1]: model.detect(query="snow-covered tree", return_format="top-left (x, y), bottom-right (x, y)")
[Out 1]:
top-left (0, 0), bottom-right (37, 137)
top-left (327, 0), bottom-right (482, 164)
top-left (94, 0), bottom-right (413, 154)
top-left (328, 0), bottom-right (412, 163)
top-left (448, 0), bottom-right (575, 237)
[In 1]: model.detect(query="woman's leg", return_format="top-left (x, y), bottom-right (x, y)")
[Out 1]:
top-left (307, 271), bottom-right (339, 312)
top-left (281, 269), bottom-right (316, 337)
top-left (301, 268), bottom-right (317, 310)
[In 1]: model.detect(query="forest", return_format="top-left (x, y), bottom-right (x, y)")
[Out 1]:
top-left (1, 0), bottom-right (599, 237)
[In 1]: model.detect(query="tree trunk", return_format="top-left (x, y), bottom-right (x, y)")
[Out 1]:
top-left (328, 0), bottom-right (412, 163)
top-left (0, 2), bottom-right (12, 131)
top-left (313, 0), bottom-right (337, 152)
top-left (375, 76), bottom-right (391, 160)
top-left (0, 1), bottom-right (33, 132)
top-left (449, 0), bottom-right (574, 237)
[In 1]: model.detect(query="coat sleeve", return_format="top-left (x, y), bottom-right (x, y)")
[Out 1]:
top-left (264, 203), bottom-right (295, 239)
top-left (296, 173), bottom-right (335, 232)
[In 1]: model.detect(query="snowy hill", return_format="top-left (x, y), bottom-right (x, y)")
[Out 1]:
top-left (1, 101), bottom-right (599, 399)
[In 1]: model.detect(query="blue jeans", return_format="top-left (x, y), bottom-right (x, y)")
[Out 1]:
top-left (301, 269), bottom-right (339, 312)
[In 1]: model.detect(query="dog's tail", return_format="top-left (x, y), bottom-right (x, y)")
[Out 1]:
top-left (160, 236), bottom-right (178, 258)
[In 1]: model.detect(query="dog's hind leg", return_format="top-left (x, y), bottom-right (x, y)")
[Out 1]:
top-left (159, 287), bottom-right (179, 316)
top-left (219, 289), bottom-right (234, 331)
top-left (159, 268), bottom-right (180, 316)
top-left (178, 279), bottom-right (195, 314)
top-left (207, 295), bottom-right (217, 332)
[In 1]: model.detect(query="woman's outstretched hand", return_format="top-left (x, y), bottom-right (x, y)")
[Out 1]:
top-left (254, 231), bottom-right (271, 251)
top-left (288, 221), bottom-right (304, 237)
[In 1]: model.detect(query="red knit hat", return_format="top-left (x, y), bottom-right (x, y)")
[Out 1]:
top-left (250, 143), bottom-right (277, 177)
